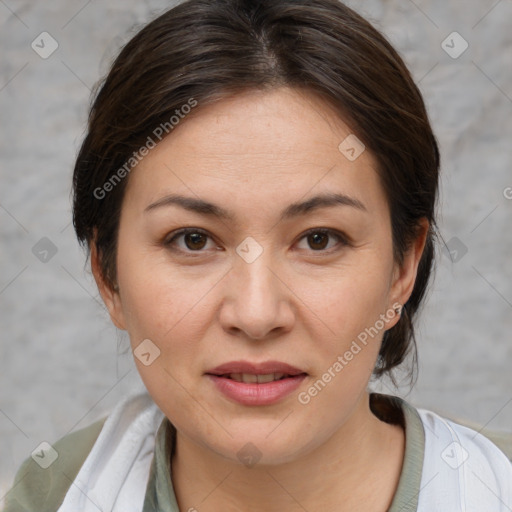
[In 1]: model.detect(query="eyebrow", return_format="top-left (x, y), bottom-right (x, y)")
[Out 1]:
top-left (144, 192), bottom-right (367, 221)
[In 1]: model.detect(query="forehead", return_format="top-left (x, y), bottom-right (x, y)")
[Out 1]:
top-left (124, 87), bottom-right (385, 218)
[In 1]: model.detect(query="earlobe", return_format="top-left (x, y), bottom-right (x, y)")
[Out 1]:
top-left (390, 218), bottom-right (429, 311)
top-left (90, 240), bottom-right (127, 331)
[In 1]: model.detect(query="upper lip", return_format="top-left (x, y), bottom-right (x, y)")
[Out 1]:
top-left (206, 360), bottom-right (307, 376)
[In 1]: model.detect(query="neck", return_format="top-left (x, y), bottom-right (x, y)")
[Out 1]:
top-left (171, 392), bottom-right (405, 512)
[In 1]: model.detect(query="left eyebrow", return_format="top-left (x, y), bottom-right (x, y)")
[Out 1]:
top-left (144, 192), bottom-right (367, 221)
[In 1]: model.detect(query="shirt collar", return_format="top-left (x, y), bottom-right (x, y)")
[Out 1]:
top-left (142, 393), bottom-right (425, 512)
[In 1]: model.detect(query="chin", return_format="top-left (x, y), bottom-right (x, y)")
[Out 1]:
top-left (199, 422), bottom-right (319, 468)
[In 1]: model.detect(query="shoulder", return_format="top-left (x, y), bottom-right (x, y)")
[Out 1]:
top-left (3, 417), bottom-right (106, 512)
top-left (416, 407), bottom-right (512, 510)
top-left (3, 392), bottom-right (160, 512)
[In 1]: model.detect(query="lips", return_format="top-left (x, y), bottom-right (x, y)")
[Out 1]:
top-left (205, 361), bottom-right (308, 405)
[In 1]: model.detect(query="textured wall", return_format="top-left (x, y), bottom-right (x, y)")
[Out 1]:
top-left (1, 0), bottom-right (511, 499)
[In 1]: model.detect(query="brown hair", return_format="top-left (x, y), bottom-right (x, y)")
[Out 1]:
top-left (72, 0), bottom-right (440, 382)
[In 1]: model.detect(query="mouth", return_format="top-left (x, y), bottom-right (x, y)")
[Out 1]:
top-left (205, 361), bottom-right (308, 405)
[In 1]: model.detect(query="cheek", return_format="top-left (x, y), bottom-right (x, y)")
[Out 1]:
top-left (294, 268), bottom-right (392, 428)
top-left (114, 244), bottom-right (223, 395)
top-left (115, 242), bottom-right (203, 338)
top-left (115, 262), bottom-right (222, 439)
top-left (295, 256), bottom-right (392, 343)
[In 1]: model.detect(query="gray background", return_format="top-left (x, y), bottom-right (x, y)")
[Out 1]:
top-left (1, 0), bottom-right (511, 501)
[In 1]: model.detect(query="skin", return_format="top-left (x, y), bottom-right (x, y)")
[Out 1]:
top-left (92, 86), bottom-right (428, 512)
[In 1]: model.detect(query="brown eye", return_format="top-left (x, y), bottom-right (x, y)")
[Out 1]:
top-left (307, 232), bottom-right (329, 250)
top-left (297, 228), bottom-right (349, 253)
top-left (164, 228), bottom-right (216, 253)
top-left (183, 232), bottom-right (208, 250)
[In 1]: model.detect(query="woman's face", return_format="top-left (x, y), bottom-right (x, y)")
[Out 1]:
top-left (94, 87), bottom-right (424, 465)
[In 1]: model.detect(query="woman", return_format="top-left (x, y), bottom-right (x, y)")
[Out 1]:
top-left (5, 0), bottom-right (512, 510)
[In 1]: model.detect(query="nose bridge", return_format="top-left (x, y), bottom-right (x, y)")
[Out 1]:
top-left (235, 236), bottom-right (279, 306)
top-left (224, 235), bottom-right (292, 339)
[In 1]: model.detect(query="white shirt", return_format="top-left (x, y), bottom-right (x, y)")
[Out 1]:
top-left (53, 391), bottom-right (512, 511)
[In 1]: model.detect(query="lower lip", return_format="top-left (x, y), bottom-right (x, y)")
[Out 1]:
top-left (207, 374), bottom-right (307, 406)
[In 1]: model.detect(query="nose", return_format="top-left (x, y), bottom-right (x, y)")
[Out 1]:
top-left (218, 246), bottom-right (295, 340)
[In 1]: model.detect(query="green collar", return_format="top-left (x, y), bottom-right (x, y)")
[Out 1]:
top-left (384, 394), bottom-right (426, 512)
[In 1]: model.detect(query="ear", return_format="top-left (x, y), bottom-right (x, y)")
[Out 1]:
top-left (90, 238), bottom-right (127, 331)
top-left (388, 218), bottom-right (429, 321)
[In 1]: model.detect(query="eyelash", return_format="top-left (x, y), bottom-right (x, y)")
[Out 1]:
top-left (163, 227), bottom-right (351, 256)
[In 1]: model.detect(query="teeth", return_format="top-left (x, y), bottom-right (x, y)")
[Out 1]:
top-left (228, 373), bottom-right (287, 383)
top-left (257, 373), bottom-right (277, 383)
